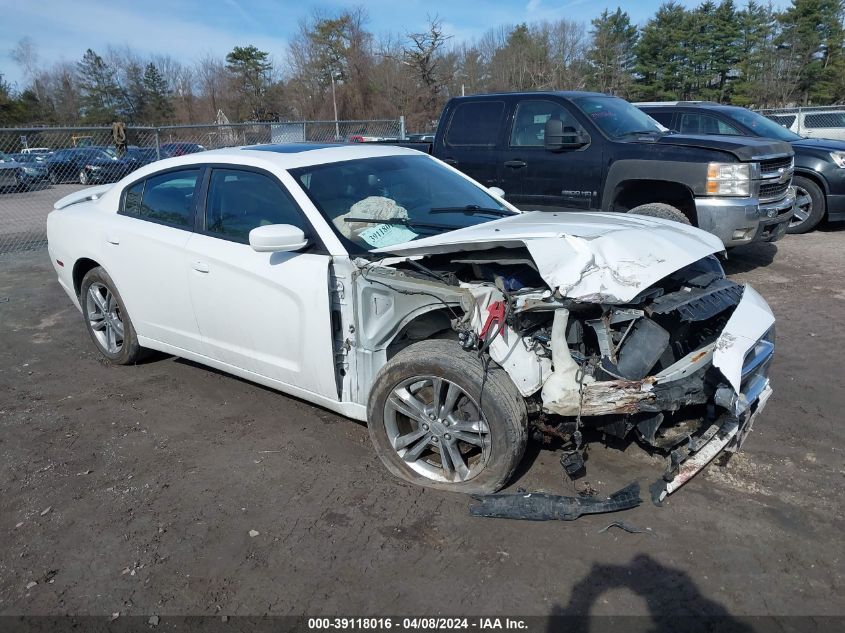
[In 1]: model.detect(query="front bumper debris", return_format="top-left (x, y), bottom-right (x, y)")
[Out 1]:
top-left (652, 384), bottom-right (772, 503)
top-left (469, 481), bottom-right (641, 521)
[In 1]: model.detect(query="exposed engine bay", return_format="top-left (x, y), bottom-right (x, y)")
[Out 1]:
top-left (343, 241), bottom-right (775, 499)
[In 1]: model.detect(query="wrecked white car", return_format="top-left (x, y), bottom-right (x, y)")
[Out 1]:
top-left (46, 145), bottom-right (775, 498)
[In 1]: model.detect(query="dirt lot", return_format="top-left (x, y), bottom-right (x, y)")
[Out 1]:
top-left (0, 228), bottom-right (843, 620)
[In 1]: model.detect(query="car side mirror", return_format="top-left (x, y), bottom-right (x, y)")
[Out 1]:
top-left (488, 186), bottom-right (506, 198)
top-left (544, 118), bottom-right (588, 151)
top-left (249, 224), bottom-right (309, 253)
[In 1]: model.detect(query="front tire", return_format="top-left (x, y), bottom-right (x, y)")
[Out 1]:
top-left (788, 176), bottom-right (825, 234)
top-left (79, 169), bottom-right (90, 185)
top-left (367, 340), bottom-right (528, 494)
top-left (49, 170), bottom-right (59, 184)
top-left (80, 267), bottom-right (143, 365)
top-left (627, 202), bottom-right (691, 225)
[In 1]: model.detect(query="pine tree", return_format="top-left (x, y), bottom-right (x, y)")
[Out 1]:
top-left (141, 63), bottom-right (173, 123)
top-left (588, 8), bottom-right (638, 97)
top-left (77, 49), bottom-right (124, 123)
top-left (634, 1), bottom-right (689, 99)
top-left (225, 45), bottom-right (272, 120)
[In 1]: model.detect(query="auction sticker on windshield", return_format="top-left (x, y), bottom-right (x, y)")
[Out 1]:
top-left (359, 223), bottom-right (418, 248)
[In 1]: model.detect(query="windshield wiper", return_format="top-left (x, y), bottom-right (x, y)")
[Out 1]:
top-left (342, 216), bottom-right (456, 230)
top-left (429, 205), bottom-right (511, 216)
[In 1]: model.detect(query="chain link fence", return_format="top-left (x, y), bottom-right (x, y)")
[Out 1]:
top-left (0, 118), bottom-right (405, 255)
top-left (757, 105), bottom-right (845, 139)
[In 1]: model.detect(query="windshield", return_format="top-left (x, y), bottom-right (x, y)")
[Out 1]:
top-left (290, 155), bottom-right (515, 254)
top-left (720, 107), bottom-right (802, 141)
top-left (573, 96), bottom-right (665, 139)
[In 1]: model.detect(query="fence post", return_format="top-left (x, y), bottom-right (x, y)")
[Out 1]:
top-left (399, 115), bottom-right (406, 140)
top-left (154, 128), bottom-right (161, 160)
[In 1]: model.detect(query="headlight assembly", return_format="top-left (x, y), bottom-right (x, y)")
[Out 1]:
top-left (706, 162), bottom-right (751, 196)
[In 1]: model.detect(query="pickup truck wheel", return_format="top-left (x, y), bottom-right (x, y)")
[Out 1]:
top-left (788, 176), bottom-right (825, 234)
top-left (367, 340), bottom-right (527, 494)
top-left (627, 203), bottom-right (691, 225)
top-left (80, 267), bottom-right (144, 365)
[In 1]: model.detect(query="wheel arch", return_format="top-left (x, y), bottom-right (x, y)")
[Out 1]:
top-left (793, 170), bottom-right (829, 202)
top-left (385, 307), bottom-right (459, 360)
top-left (72, 257), bottom-right (102, 297)
top-left (610, 179), bottom-right (698, 225)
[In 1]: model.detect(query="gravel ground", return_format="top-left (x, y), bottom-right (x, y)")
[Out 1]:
top-left (0, 228), bottom-right (843, 620)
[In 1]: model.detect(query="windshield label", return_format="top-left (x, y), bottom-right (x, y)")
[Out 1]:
top-left (359, 223), bottom-right (418, 248)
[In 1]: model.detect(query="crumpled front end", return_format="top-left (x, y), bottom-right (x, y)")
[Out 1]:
top-left (366, 215), bottom-right (775, 496)
top-left (455, 254), bottom-right (774, 497)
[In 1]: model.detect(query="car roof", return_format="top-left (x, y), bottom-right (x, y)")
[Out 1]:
top-left (120, 143), bottom-right (428, 180)
top-left (451, 90), bottom-right (608, 101)
top-left (235, 143), bottom-right (425, 168)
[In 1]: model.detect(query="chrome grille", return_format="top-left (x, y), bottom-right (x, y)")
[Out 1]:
top-left (759, 181), bottom-right (790, 201)
top-left (760, 156), bottom-right (793, 174)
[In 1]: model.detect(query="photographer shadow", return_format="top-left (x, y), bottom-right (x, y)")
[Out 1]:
top-left (546, 554), bottom-right (753, 633)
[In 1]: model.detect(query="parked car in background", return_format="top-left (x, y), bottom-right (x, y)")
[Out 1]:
top-left (763, 109), bottom-right (845, 142)
top-left (45, 148), bottom-right (134, 185)
top-left (123, 146), bottom-right (159, 171)
top-left (46, 144), bottom-right (776, 498)
top-left (638, 102), bottom-right (845, 234)
top-left (159, 143), bottom-right (206, 158)
top-left (11, 153), bottom-right (51, 186)
top-left (0, 151), bottom-right (24, 191)
top-left (388, 92), bottom-right (795, 248)
top-left (21, 147), bottom-right (52, 155)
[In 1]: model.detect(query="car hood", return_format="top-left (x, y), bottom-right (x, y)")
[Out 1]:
top-left (791, 137), bottom-right (845, 151)
top-left (653, 134), bottom-right (794, 161)
top-left (372, 211), bottom-right (725, 303)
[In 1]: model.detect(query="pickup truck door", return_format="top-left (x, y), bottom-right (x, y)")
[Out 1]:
top-left (434, 99), bottom-right (506, 188)
top-left (499, 99), bottom-right (603, 211)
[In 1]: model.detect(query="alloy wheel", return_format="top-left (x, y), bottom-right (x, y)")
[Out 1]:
top-left (383, 376), bottom-right (490, 483)
top-left (86, 282), bottom-right (124, 354)
top-left (790, 186), bottom-right (812, 229)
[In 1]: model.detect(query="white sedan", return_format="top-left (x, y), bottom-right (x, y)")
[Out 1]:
top-left (48, 144), bottom-right (775, 497)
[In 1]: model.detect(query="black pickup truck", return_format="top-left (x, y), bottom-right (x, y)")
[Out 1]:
top-left (399, 92), bottom-right (796, 247)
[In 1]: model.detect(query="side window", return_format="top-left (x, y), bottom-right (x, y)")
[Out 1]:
top-left (804, 113), bottom-right (845, 128)
top-left (679, 113), bottom-right (741, 135)
top-left (510, 100), bottom-right (580, 147)
top-left (646, 110), bottom-right (675, 129)
top-left (445, 101), bottom-right (505, 147)
top-left (123, 180), bottom-right (144, 215)
top-left (122, 168), bottom-right (200, 228)
top-left (204, 169), bottom-right (306, 242)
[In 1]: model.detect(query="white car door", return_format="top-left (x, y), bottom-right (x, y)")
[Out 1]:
top-left (184, 166), bottom-right (338, 400)
top-left (104, 168), bottom-right (203, 352)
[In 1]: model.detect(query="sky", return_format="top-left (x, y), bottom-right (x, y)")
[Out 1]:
top-left (0, 0), bottom-right (793, 89)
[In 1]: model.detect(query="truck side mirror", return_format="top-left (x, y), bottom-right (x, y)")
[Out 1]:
top-left (544, 118), bottom-right (588, 151)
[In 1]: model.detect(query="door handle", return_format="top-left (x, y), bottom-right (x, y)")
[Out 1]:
top-left (193, 261), bottom-right (210, 273)
top-left (504, 160), bottom-right (527, 169)
top-left (106, 235), bottom-right (120, 245)
top-left (443, 158), bottom-right (458, 166)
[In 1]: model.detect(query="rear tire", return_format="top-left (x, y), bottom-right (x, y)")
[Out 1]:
top-left (627, 202), bottom-right (691, 225)
top-left (367, 340), bottom-right (528, 494)
top-left (788, 176), bottom-right (825, 234)
top-left (80, 267), bottom-right (144, 365)
top-left (79, 169), bottom-right (89, 185)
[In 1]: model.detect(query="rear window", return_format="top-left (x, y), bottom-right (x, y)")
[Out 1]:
top-left (445, 101), bottom-right (505, 146)
top-left (122, 169), bottom-right (200, 228)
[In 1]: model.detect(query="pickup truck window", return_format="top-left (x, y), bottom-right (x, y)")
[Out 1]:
top-left (678, 113), bottom-right (741, 136)
top-left (510, 100), bottom-right (579, 147)
top-left (446, 101), bottom-right (505, 147)
top-left (574, 95), bottom-right (664, 139)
